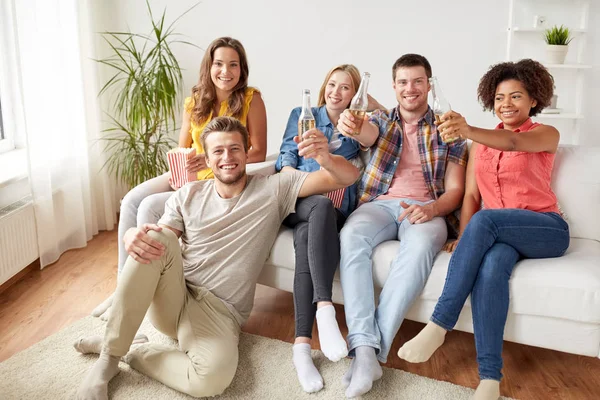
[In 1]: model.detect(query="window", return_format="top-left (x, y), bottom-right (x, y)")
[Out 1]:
top-left (0, 99), bottom-right (4, 139)
top-left (0, 0), bottom-right (18, 155)
top-left (0, 90), bottom-right (14, 154)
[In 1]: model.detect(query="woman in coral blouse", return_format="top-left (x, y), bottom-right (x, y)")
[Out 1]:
top-left (398, 59), bottom-right (570, 400)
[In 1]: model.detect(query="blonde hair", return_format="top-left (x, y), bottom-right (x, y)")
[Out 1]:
top-left (317, 64), bottom-right (361, 107)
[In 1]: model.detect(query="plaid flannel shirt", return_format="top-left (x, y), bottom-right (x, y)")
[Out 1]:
top-left (358, 106), bottom-right (468, 237)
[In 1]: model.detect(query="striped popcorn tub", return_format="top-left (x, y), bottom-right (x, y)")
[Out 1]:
top-left (167, 148), bottom-right (197, 188)
top-left (325, 187), bottom-right (346, 209)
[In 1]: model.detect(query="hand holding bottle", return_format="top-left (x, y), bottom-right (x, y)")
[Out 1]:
top-left (296, 128), bottom-right (330, 165)
top-left (429, 76), bottom-right (459, 143)
top-left (337, 109), bottom-right (366, 137)
top-left (436, 110), bottom-right (471, 142)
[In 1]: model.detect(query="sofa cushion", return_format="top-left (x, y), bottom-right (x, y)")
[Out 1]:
top-left (552, 145), bottom-right (600, 242)
top-left (371, 237), bottom-right (600, 324)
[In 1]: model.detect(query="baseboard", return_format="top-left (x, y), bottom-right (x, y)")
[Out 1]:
top-left (0, 258), bottom-right (39, 296)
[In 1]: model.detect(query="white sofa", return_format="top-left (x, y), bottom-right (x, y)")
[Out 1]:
top-left (248, 145), bottom-right (600, 358)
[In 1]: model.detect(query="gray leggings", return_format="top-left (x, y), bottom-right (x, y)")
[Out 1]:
top-left (283, 195), bottom-right (345, 339)
top-left (117, 172), bottom-right (173, 273)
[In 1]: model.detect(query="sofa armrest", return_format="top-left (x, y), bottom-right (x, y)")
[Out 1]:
top-left (246, 153), bottom-right (277, 176)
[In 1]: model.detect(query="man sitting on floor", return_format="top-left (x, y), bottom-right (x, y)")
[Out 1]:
top-left (74, 116), bottom-right (359, 399)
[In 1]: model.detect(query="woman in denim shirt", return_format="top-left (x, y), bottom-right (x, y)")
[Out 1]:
top-left (276, 64), bottom-right (383, 393)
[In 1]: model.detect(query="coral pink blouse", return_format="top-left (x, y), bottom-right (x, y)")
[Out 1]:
top-left (475, 118), bottom-right (559, 213)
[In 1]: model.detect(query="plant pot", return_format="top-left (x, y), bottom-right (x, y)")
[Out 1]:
top-left (550, 94), bottom-right (558, 109)
top-left (546, 45), bottom-right (568, 64)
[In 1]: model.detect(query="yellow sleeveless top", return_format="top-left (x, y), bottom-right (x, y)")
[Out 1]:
top-left (184, 87), bottom-right (258, 180)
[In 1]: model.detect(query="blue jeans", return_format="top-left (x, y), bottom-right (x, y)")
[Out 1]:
top-left (432, 209), bottom-right (569, 381)
top-left (340, 199), bottom-right (447, 362)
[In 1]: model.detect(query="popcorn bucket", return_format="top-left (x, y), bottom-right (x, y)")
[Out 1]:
top-left (167, 148), bottom-right (197, 188)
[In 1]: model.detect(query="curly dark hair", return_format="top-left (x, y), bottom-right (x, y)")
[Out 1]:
top-left (477, 59), bottom-right (554, 116)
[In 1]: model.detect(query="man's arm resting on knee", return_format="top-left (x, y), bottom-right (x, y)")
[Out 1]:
top-left (398, 161), bottom-right (466, 224)
top-left (124, 223), bottom-right (181, 264)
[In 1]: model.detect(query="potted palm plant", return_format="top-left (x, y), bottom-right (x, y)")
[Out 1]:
top-left (544, 25), bottom-right (573, 64)
top-left (98, 1), bottom-right (197, 189)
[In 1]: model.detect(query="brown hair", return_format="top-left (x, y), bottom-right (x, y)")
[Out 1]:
top-left (317, 64), bottom-right (361, 107)
top-left (200, 116), bottom-right (249, 154)
top-left (392, 54), bottom-right (432, 81)
top-left (190, 37), bottom-right (249, 125)
top-left (477, 59), bottom-right (554, 116)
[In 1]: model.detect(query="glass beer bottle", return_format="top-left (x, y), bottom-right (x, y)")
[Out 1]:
top-left (297, 89), bottom-right (315, 141)
top-left (348, 72), bottom-right (370, 135)
top-left (429, 76), bottom-right (456, 143)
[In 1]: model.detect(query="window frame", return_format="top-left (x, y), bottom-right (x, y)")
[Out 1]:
top-left (0, 0), bottom-right (21, 155)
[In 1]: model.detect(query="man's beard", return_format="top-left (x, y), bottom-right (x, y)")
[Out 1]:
top-left (214, 169), bottom-right (246, 185)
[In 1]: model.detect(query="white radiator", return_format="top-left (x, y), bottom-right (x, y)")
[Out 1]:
top-left (0, 197), bottom-right (38, 285)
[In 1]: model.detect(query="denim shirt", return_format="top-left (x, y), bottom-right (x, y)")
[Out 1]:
top-left (275, 105), bottom-right (361, 217)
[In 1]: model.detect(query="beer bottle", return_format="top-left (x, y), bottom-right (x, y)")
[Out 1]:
top-left (348, 72), bottom-right (370, 135)
top-left (429, 76), bottom-right (456, 143)
top-left (297, 89), bottom-right (315, 141)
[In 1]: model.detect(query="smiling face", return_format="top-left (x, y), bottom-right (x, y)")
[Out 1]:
top-left (210, 46), bottom-right (241, 96)
top-left (393, 66), bottom-right (430, 114)
top-left (324, 70), bottom-right (356, 113)
top-left (205, 131), bottom-right (248, 185)
top-left (494, 79), bottom-right (537, 130)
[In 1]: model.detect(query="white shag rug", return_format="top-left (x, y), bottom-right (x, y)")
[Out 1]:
top-left (0, 316), bottom-right (515, 399)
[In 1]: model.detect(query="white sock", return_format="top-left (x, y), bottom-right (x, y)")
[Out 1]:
top-left (292, 343), bottom-right (323, 393)
top-left (315, 305), bottom-right (348, 362)
top-left (397, 321), bottom-right (446, 363)
top-left (473, 379), bottom-right (500, 400)
top-left (76, 352), bottom-right (120, 400)
top-left (91, 294), bottom-right (114, 318)
top-left (345, 346), bottom-right (382, 398)
top-left (74, 334), bottom-right (149, 355)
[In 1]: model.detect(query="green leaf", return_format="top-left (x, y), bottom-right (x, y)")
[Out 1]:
top-left (96, 2), bottom-right (198, 188)
top-left (544, 25), bottom-right (573, 46)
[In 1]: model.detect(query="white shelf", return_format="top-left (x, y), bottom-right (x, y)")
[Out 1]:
top-left (535, 113), bottom-right (584, 120)
top-left (544, 63), bottom-right (592, 69)
top-left (506, 0), bottom-right (591, 143)
top-left (510, 27), bottom-right (587, 34)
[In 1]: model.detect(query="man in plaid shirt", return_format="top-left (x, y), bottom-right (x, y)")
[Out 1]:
top-left (336, 54), bottom-right (468, 398)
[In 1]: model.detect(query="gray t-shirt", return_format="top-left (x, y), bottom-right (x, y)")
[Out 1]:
top-left (159, 171), bottom-right (308, 324)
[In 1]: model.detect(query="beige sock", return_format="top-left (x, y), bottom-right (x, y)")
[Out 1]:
top-left (76, 352), bottom-right (120, 400)
top-left (397, 321), bottom-right (446, 363)
top-left (91, 294), bottom-right (114, 318)
top-left (74, 334), bottom-right (149, 355)
top-left (473, 379), bottom-right (500, 400)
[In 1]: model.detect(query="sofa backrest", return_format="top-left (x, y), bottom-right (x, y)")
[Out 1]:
top-left (552, 145), bottom-right (600, 242)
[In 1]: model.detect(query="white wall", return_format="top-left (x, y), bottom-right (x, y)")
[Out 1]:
top-left (91, 0), bottom-right (600, 154)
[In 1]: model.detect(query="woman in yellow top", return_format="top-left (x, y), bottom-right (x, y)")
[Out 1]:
top-left (91, 37), bottom-right (267, 319)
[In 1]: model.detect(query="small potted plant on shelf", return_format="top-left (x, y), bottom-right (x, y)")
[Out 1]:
top-left (544, 25), bottom-right (573, 64)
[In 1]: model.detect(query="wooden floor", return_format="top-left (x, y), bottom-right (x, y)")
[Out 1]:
top-left (1, 229), bottom-right (599, 400)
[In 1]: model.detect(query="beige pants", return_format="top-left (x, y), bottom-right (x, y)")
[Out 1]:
top-left (103, 229), bottom-right (240, 398)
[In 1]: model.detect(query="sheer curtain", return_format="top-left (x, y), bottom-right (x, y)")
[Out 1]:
top-left (12, 0), bottom-right (117, 267)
